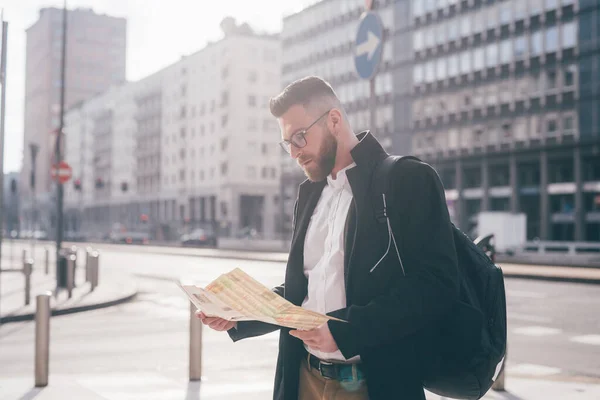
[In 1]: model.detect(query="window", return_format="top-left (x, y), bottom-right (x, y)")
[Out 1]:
top-left (413, 30), bottom-right (424, 51)
top-left (500, 2), bottom-right (512, 25)
top-left (460, 51), bottom-right (471, 74)
top-left (460, 15), bottom-right (471, 38)
top-left (546, 70), bottom-right (557, 90)
top-left (547, 118), bottom-right (558, 135)
top-left (221, 162), bottom-right (228, 176)
top-left (474, 48), bottom-right (485, 71)
top-left (247, 167), bottom-right (256, 179)
top-left (425, 27), bottom-right (435, 48)
top-left (486, 43), bottom-right (498, 68)
top-left (262, 143), bottom-right (268, 155)
top-left (545, 0), bottom-right (559, 10)
top-left (514, 36), bottom-right (527, 59)
top-left (448, 55), bottom-right (459, 77)
top-left (531, 31), bottom-right (543, 56)
top-left (563, 115), bottom-right (575, 133)
top-left (500, 40), bottom-right (512, 64)
top-left (221, 67), bottom-right (229, 79)
top-left (436, 58), bottom-right (447, 80)
top-left (248, 95), bottom-right (257, 107)
top-left (473, 10), bottom-right (484, 34)
top-left (413, 0), bottom-right (423, 17)
top-left (413, 64), bottom-right (424, 84)
top-left (487, 85), bottom-right (498, 106)
top-left (220, 91), bottom-right (229, 107)
top-left (530, 0), bottom-right (543, 15)
top-left (546, 26), bottom-right (559, 53)
top-left (248, 70), bottom-right (258, 83)
top-left (248, 118), bottom-right (258, 131)
top-left (564, 65), bottom-right (576, 87)
top-left (447, 20), bottom-right (459, 41)
top-left (486, 4), bottom-right (498, 30)
top-left (435, 22), bottom-right (446, 46)
top-left (425, 61), bottom-right (435, 83)
top-left (562, 22), bottom-right (577, 48)
top-left (515, 1), bottom-right (527, 20)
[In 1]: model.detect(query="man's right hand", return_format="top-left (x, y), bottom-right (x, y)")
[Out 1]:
top-left (196, 311), bottom-right (237, 331)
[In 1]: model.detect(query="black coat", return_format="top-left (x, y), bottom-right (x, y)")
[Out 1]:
top-left (229, 132), bottom-right (459, 400)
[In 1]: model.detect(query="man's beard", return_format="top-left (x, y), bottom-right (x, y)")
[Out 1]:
top-left (300, 130), bottom-right (337, 182)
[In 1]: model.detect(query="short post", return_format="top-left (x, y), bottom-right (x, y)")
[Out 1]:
top-left (45, 247), bottom-right (50, 275)
top-left (35, 292), bottom-right (52, 387)
top-left (189, 303), bottom-right (203, 381)
top-left (492, 348), bottom-right (507, 392)
top-left (90, 251), bottom-right (99, 291)
top-left (85, 247), bottom-right (92, 282)
top-left (67, 254), bottom-right (76, 299)
top-left (22, 249), bottom-right (27, 263)
top-left (24, 259), bottom-right (34, 306)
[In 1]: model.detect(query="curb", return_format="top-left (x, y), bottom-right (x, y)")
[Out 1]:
top-left (0, 289), bottom-right (138, 324)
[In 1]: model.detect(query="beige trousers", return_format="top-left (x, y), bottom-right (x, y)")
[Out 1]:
top-left (298, 359), bottom-right (369, 400)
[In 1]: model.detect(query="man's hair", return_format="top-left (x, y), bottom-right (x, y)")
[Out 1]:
top-left (269, 76), bottom-right (340, 118)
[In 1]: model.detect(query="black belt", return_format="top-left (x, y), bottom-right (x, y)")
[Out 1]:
top-left (306, 352), bottom-right (364, 382)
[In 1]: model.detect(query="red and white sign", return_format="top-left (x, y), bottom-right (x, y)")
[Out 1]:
top-left (51, 160), bottom-right (72, 184)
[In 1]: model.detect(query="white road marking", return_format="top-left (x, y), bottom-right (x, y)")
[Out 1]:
top-left (506, 290), bottom-right (547, 299)
top-left (507, 363), bottom-right (562, 376)
top-left (509, 313), bottom-right (553, 324)
top-left (513, 326), bottom-right (562, 337)
top-left (570, 335), bottom-right (600, 345)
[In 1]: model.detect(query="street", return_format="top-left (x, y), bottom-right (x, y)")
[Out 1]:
top-left (1, 242), bottom-right (600, 399)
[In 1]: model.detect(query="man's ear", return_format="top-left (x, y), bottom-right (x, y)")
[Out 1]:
top-left (328, 109), bottom-right (343, 135)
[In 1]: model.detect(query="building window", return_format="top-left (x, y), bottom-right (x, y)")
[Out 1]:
top-left (562, 22), bottom-right (577, 48)
top-left (436, 58), bottom-right (447, 80)
top-left (500, 40), bottom-right (512, 64)
top-left (262, 143), bottom-right (268, 155)
top-left (530, 0), bottom-right (543, 16)
top-left (547, 118), bottom-right (558, 135)
top-left (545, 26), bottom-right (559, 53)
top-left (545, 0), bottom-right (559, 10)
top-left (425, 61), bottom-right (435, 83)
top-left (447, 19), bottom-right (459, 41)
top-left (448, 55), bottom-right (459, 77)
top-left (474, 48), bottom-right (485, 71)
top-left (514, 36), bottom-right (527, 59)
top-left (248, 118), bottom-right (258, 131)
top-left (221, 115), bottom-right (228, 127)
top-left (221, 162), bottom-right (228, 176)
top-left (248, 95), bottom-right (256, 107)
top-left (221, 67), bottom-right (229, 79)
top-left (180, 169), bottom-right (186, 181)
top-left (531, 31), bottom-right (543, 56)
top-left (460, 51), bottom-right (471, 75)
top-left (220, 91), bottom-right (229, 107)
top-left (414, 64), bottom-right (424, 84)
top-left (486, 4), bottom-right (498, 30)
top-left (486, 43), bottom-right (498, 68)
top-left (546, 70), bottom-right (557, 90)
top-left (413, 30), bottom-right (423, 51)
top-left (248, 70), bottom-right (258, 83)
top-left (515, 1), bottom-right (527, 20)
top-left (425, 26), bottom-right (435, 48)
top-left (435, 22), bottom-right (446, 46)
top-left (473, 9), bottom-right (484, 34)
top-left (500, 2), bottom-right (512, 25)
top-left (564, 65), bottom-right (576, 87)
top-left (247, 167), bottom-right (256, 179)
top-left (460, 15), bottom-right (471, 38)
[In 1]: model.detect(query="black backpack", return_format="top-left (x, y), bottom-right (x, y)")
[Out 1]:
top-left (373, 155), bottom-right (507, 400)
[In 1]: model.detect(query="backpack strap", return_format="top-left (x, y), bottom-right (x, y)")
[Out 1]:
top-left (372, 155), bottom-right (422, 223)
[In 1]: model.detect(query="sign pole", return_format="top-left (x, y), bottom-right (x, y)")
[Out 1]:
top-left (0, 15), bottom-right (9, 328)
top-left (55, 1), bottom-right (67, 277)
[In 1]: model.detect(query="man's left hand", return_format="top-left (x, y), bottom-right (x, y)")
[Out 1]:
top-left (289, 323), bottom-right (339, 353)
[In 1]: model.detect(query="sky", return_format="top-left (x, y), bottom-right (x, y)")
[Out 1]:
top-left (1, 0), bottom-right (317, 173)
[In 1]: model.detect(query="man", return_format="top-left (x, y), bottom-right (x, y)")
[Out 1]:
top-left (199, 76), bottom-right (459, 399)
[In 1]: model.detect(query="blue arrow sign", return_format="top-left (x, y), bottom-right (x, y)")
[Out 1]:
top-left (354, 11), bottom-right (383, 80)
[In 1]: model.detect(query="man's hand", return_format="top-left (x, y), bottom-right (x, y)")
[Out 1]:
top-left (289, 323), bottom-right (339, 353)
top-left (196, 311), bottom-right (237, 331)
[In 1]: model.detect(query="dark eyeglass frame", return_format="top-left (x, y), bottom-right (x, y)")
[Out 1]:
top-left (279, 109), bottom-right (331, 154)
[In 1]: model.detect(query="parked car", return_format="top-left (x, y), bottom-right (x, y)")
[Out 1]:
top-left (180, 227), bottom-right (217, 247)
top-left (110, 231), bottom-right (150, 245)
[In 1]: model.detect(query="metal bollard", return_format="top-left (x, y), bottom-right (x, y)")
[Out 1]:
top-left (35, 292), bottom-right (52, 387)
top-left (67, 254), bottom-right (76, 299)
top-left (45, 248), bottom-right (50, 275)
top-left (189, 303), bottom-right (203, 381)
top-left (89, 251), bottom-right (100, 291)
top-left (85, 247), bottom-right (92, 282)
top-left (22, 249), bottom-right (27, 263)
top-left (492, 348), bottom-right (507, 391)
top-left (24, 259), bottom-right (34, 306)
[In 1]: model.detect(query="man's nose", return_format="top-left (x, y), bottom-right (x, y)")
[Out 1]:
top-left (290, 145), bottom-right (301, 160)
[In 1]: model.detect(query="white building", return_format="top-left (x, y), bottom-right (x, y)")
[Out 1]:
top-left (64, 18), bottom-right (282, 240)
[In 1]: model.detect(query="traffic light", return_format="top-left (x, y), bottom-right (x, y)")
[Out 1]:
top-left (74, 179), bottom-right (82, 191)
top-left (95, 178), bottom-right (105, 189)
top-left (140, 214), bottom-right (149, 223)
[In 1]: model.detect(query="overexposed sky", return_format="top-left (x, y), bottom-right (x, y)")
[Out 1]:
top-left (1, 0), bottom-right (315, 173)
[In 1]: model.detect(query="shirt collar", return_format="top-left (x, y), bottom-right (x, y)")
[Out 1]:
top-left (327, 162), bottom-right (356, 190)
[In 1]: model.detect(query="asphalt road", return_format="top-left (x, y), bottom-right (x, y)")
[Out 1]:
top-left (2, 242), bottom-right (600, 386)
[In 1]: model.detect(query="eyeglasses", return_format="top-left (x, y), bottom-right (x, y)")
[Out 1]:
top-left (279, 110), bottom-right (331, 154)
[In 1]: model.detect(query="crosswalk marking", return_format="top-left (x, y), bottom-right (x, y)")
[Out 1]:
top-left (570, 335), bottom-right (600, 346)
top-left (507, 363), bottom-right (562, 376)
top-left (513, 326), bottom-right (562, 337)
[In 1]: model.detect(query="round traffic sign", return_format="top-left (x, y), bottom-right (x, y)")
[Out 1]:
top-left (354, 11), bottom-right (384, 80)
top-left (51, 160), bottom-right (72, 184)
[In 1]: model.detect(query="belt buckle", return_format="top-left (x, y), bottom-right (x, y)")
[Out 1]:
top-left (318, 360), bottom-right (335, 380)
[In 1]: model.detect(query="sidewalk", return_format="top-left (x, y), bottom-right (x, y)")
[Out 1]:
top-left (0, 254), bottom-right (137, 324)
top-left (1, 373), bottom-right (599, 399)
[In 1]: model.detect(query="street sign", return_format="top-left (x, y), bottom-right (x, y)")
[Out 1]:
top-left (50, 161), bottom-right (72, 184)
top-left (354, 11), bottom-right (384, 80)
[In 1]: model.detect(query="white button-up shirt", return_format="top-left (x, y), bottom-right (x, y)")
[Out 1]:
top-left (302, 163), bottom-right (360, 363)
